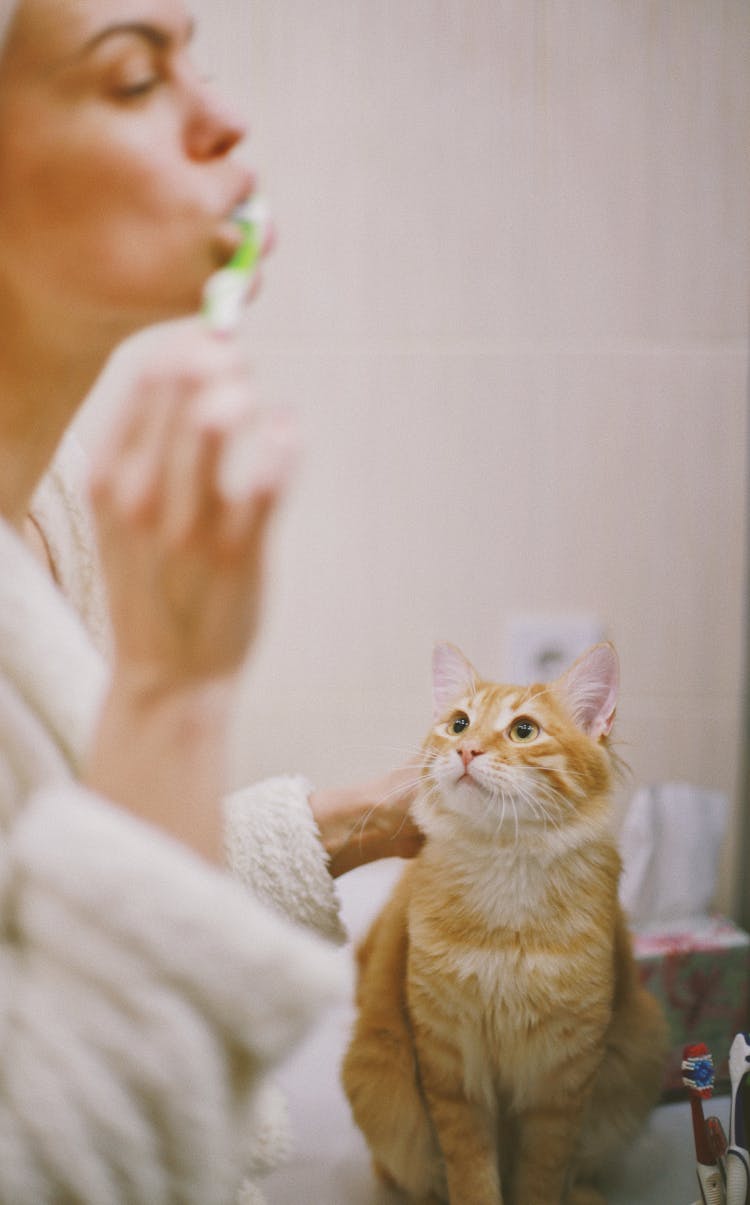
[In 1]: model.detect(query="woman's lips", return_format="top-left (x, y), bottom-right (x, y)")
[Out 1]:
top-left (211, 209), bottom-right (276, 270)
top-left (212, 219), bottom-right (245, 265)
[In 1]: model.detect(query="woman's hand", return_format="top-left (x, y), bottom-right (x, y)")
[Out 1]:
top-left (90, 322), bottom-right (296, 694)
top-left (309, 761), bottom-right (425, 878)
top-left (85, 321), bottom-right (297, 861)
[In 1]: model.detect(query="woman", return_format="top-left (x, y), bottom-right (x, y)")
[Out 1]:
top-left (0, 0), bottom-right (421, 1200)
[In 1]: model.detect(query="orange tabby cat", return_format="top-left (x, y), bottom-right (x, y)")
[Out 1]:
top-left (342, 642), bottom-right (667, 1205)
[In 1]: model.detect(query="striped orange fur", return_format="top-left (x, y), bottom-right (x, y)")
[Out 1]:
top-left (342, 643), bottom-right (667, 1205)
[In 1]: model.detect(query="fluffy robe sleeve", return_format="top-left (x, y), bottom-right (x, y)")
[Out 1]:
top-left (223, 777), bottom-right (347, 945)
top-left (0, 781), bottom-right (347, 1205)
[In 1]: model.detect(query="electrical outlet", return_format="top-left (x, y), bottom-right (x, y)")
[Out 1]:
top-left (506, 615), bottom-right (605, 684)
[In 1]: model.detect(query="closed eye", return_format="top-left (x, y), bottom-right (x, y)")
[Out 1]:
top-left (115, 76), bottom-right (161, 98)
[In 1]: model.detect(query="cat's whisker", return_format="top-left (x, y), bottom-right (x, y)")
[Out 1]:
top-left (514, 804), bottom-right (522, 849)
top-left (489, 785), bottom-right (503, 834)
top-left (530, 792), bottom-right (569, 831)
top-left (526, 798), bottom-right (548, 833)
top-left (503, 794), bottom-right (520, 849)
top-left (527, 768), bottom-right (580, 809)
top-left (341, 775), bottom-right (434, 853)
top-left (513, 780), bottom-right (559, 834)
top-left (347, 806), bottom-right (378, 850)
top-left (532, 762), bottom-right (588, 794)
top-left (533, 761), bottom-right (585, 781)
top-left (371, 745), bottom-right (436, 761)
top-left (497, 786), bottom-right (509, 839)
top-left (346, 796), bottom-right (421, 857)
top-left (483, 785), bottom-right (502, 831)
top-left (334, 741), bottom-right (436, 764)
top-left (521, 685), bottom-right (554, 708)
top-left (541, 778), bottom-right (578, 811)
top-left (365, 771), bottom-right (433, 809)
top-left (532, 795), bottom-right (564, 835)
top-left (413, 779), bottom-right (441, 809)
top-left (498, 772), bottom-right (569, 837)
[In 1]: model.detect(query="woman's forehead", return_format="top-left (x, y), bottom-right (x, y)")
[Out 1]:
top-left (5, 0), bottom-right (191, 61)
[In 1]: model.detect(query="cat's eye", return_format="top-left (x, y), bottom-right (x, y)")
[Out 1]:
top-left (450, 713), bottom-right (470, 735)
top-left (509, 718), bottom-right (540, 743)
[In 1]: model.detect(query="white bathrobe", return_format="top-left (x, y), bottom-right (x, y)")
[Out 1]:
top-left (0, 435), bottom-right (347, 1204)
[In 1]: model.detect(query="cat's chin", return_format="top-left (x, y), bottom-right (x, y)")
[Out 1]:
top-left (440, 781), bottom-right (567, 833)
top-left (436, 778), bottom-right (495, 819)
top-left (446, 775), bottom-right (488, 798)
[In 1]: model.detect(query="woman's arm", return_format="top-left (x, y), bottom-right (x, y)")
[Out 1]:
top-left (86, 676), bottom-right (235, 863)
top-left (84, 322), bottom-right (296, 863)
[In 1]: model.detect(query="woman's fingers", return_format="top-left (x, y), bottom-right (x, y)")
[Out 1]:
top-left (214, 410), bottom-right (300, 553)
top-left (159, 387), bottom-right (299, 558)
top-left (88, 321), bottom-right (298, 684)
top-left (91, 323), bottom-right (249, 512)
top-left (159, 380), bottom-right (254, 548)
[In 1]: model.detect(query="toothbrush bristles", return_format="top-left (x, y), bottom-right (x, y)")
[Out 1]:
top-left (681, 1043), bottom-right (715, 1100)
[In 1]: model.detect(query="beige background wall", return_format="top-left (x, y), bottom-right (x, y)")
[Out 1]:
top-left (91, 3), bottom-right (750, 911)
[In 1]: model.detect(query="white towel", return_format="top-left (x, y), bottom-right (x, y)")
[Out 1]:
top-left (618, 782), bottom-right (728, 929)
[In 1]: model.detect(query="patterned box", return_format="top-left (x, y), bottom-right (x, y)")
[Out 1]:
top-left (633, 916), bottom-right (750, 1098)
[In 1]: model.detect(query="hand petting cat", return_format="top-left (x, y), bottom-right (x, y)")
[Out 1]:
top-left (310, 761), bottom-right (425, 877)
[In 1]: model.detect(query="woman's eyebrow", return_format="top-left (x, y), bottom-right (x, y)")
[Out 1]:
top-left (78, 17), bottom-right (196, 58)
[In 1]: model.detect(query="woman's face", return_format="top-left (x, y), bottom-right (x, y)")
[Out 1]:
top-left (0, 0), bottom-right (254, 327)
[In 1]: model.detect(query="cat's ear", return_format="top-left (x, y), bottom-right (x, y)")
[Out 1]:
top-left (432, 643), bottom-right (478, 720)
top-left (556, 643), bottom-right (619, 740)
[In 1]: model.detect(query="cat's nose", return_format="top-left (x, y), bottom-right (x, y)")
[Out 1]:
top-left (460, 746), bottom-right (482, 768)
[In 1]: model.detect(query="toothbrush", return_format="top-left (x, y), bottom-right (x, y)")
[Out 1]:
top-left (727, 1033), bottom-right (750, 1205)
top-left (682, 1044), bottom-right (725, 1205)
top-left (202, 195), bottom-right (270, 335)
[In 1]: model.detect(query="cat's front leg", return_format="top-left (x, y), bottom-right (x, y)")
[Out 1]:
top-left (412, 1023), bottom-right (503, 1205)
top-left (511, 1101), bottom-right (588, 1205)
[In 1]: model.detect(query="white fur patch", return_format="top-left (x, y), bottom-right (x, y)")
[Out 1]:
top-left (491, 703), bottom-right (519, 733)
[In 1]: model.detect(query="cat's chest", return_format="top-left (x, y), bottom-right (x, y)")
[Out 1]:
top-left (407, 848), bottom-right (615, 1017)
top-left (409, 913), bottom-right (586, 1015)
top-left (406, 860), bottom-right (616, 1108)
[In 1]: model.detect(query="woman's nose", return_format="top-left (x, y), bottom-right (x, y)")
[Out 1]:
top-left (186, 81), bottom-right (247, 160)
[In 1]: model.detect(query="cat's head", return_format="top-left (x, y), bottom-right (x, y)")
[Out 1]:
top-left (416, 642), bottom-right (619, 843)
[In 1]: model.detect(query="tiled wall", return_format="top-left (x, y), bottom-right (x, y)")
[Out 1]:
top-left (194, 2), bottom-right (749, 910)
